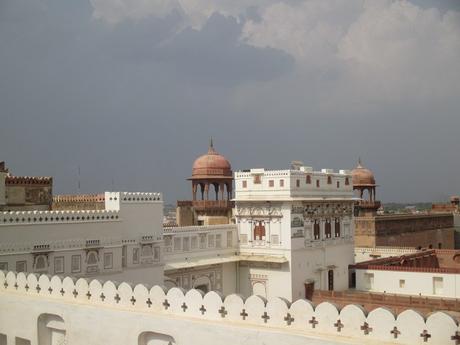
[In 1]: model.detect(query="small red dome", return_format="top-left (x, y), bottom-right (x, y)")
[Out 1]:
top-left (192, 142), bottom-right (232, 178)
top-left (352, 160), bottom-right (376, 186)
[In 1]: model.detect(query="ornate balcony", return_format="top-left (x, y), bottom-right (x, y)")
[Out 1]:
top-left (177, 200), bottom-right (234, 210)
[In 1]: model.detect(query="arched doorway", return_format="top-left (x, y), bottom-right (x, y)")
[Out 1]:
top-left (37, 314), bottom-right (66, 345)
top-left (138, 332), bottom-right (175, 345)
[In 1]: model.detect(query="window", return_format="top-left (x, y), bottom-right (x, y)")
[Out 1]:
top-left (215, 234), bottom-right (222, 248)
top-left (271, 234), bottom-right (280, 245)
top-left (87, 251), bottom-right (98, 265)
top-left (316, 180), bottom-right (320, 188)
top-left (240, 234), bottom-right (248, 244)
top-left (142, 245), bottom-right (153, 256)
top-left (191, 236), bottom-right (198, 249)
top-left (364, 273), bottom-right (374, 290)
top-left (242, 180), bottom-right (247, 188)
top-left (253, 175), bottom-right (261, 184)
top-left (433, 277), bottom-right (443, 295)
top-left (183, 237), bottom-right (190, 251)
top-left (208, 234), bottom-right (215, 247)
top-left (164, 236), bottom-right (172, 247)
top-left (399, 279), bottom-right (405, 288)
top-left (325, 220), bottom-right (332, 238)
top-left (268, 180), bottom-right (274, 187)
top-left (133, 248), bottom-right (140, 264)
top-left (254, 221), bottom-right (266, 241)
top-left (35, 255), bottom-right (46, 270)
top-left (0, 262), bottom-right (7, 271)
top-left (280, 179), bottom-right (284, 187)
top-left (296, 179), bottom-right (300, 187)
top-left (345, 177), bottom-right (350, 185)
top-left (334, 219), bottom-right (341, 237)
top-left (306, 175), bottom-right (311, 184)
top-left (174, 237), bottom-right (181, 251)
top-left (314, 221), bottom-right (320, 240)
top-left (327, 176), bottom-right (332, 184)
top-left (337, 181), bottom-right (340, 188)
top-left (54, 257), bottom-right (64, 274)
top-left (154, 247), bottom-right (160, 261)
top-left (200, 235), bottom-right (206, 249)
top-left (227, 231), bottom-right (233, 247)
top-left (104, 253), bottom-right (113, 269)
top-left (71, 255), bottom-right (81, 273)
top-left (16, 261), bottom-right (27, 273)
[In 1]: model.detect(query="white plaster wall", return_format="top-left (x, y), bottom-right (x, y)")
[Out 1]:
top-left (355, 268), bottom-right (460, 298)
top-left (221, 262), bottom-right (237, 296)
top-left (0, 271), bottom-right (458, 345)
top-left (0, 172), bottom-right (6, 206)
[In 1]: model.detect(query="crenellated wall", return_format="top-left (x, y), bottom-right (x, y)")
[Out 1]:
top-left (0, 270), bottom-right (458, 345)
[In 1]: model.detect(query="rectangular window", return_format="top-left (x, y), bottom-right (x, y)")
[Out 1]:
top-left (54, 257), bottom-right (64, 274)
top-left (133, 248), bottom-right (140, 264)
top-left (279, 179), bottom-right (284, 187)
top-left (253, 175), bottom-right (262, 184)
top-left (71, 255), bottom-right (81, 273)
top-left (0, 262), bottom-right (8, 271)
top-left (337, 181), bottom-right (340, 188)
top-left (174, 237), bottom-right (181, 251)
top-left (191, 236), bottom-right (198, 249)
top-left (271, 234), bottom-right (280, 245)
top-left (242, 180), bottom-right (247, 188)
top-left (103, 252), bottom-right (113, 269)
top-left (240, 234), bottom-right (248, 245)
top-left (433, 277), bottom-right (443, 295)
top-left (399, 279), bottom-right (405, 288)
top-left (208, 234), bottom-right (215, 248)
top-left (200, 235), bottom-right (206, 249)
top-left (215, 234), bottom-right (222, 248)
top-left (269, 180), bottom-right (274, 187)
top-left (154, 247), bottom-right (160, 261)
top-left (16, 261), bottom-right (27, 273)
top-left (364, 273), bottom-right (374, 290)
top-left (227, 231), bottom-right (233, 247)
top-left (183, 237), bottom-right (190, 251)
top-left (296, 179), bottom-right (300, 187)
top-left (316, 180), bottom-right (320, 188)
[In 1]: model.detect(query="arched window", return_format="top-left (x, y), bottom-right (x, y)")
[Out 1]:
top-left (325, 220), bottom-right (332, 238)
top-left (336, 181), bottom-right (340, 188)
top-left (327, 176), bottom-right (332, 185)
top-left (306, 175), bottom-right (311, 184)
top-left (87, 251), bottom-right (98, 265)
top-left (334, 219), bottom-right (341, 237)
top-left (254, 221), bottom-right (266, 241)
top-left (345, 177), bottom-right (350, 186)
top-left (35, 255), bottom-right (47, 270)
top-left (313, 221), bottom-right (320, 240)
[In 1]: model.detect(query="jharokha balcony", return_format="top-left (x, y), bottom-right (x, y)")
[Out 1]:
top-left (357, 200), bottom-right (381, 209)
top-left (177, 200), bottom-right (234, 210)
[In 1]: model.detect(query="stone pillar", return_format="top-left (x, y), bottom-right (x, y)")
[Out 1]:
top-left (219, 182), bottom-right (224, 201)
top-left (204, 183), bottom-right (209, 200)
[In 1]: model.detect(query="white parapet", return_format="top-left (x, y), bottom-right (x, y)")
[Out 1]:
top-left (0, 270), bottom-right (458, 345)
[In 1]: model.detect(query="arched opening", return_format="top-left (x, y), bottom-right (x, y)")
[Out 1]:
top-left (313, 221), bottom-right (320, 240)
top-left (252, 281), bottom-right (266, 298)
top-left (193, 275), bottom-right (212, 293)
top-left (325, 220), bottom-right (332, 238)
top-left (38, 314), bottom-right (66, 345)
top-left (138, 331), bottom-right (175, 345)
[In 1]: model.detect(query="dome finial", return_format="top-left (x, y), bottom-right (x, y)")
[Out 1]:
top-left (209, 137), bottom-right (213, 149)
top-left (357, 156), bottom-right (362, 168)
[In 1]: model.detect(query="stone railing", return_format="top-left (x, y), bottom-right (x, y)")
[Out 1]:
top-left (164, 224), bottom-right (236, 234)
top-left (1, 270), bottom-right (459, 345)
top-left (177, 200), bottom-right (234, 210)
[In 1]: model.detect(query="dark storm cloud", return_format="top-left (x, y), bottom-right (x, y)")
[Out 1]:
top-left (0, 0), bottom-right (459, 204)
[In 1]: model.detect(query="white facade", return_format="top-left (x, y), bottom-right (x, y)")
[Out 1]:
top-left (0, 192), bottom-right (164, 286)
top-left (1, 270), bottom-right (458, 345)
top-left (355, 268), bottom-right (460, 298)
top-left (234, 165), bottom-right (355, 301)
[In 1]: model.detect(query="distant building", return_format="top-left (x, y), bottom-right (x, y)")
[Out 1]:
top-left (352, 160), bottom-right (455, 260)
top-left (353, 249), bottom-right (460, 298)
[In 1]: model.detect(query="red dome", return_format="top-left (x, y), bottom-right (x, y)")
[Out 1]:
top-left (352, 160), bottom-right (376, 186)
top-left (192, 142), bottom-right (232, 178)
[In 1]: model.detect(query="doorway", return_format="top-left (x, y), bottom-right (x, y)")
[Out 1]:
top-left (304, 282), bottom-right (314, 300)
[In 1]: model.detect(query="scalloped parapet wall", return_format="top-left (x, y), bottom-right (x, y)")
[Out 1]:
top-left (120, 192), bottom-right (162, 202)
top-left (0, 270), bottom-right (458, 345)
top-left (0, 209), bottom-right (120, 226)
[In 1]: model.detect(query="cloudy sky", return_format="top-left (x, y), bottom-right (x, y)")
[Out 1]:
top-left (0, 0), bottom-right (459, 203)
